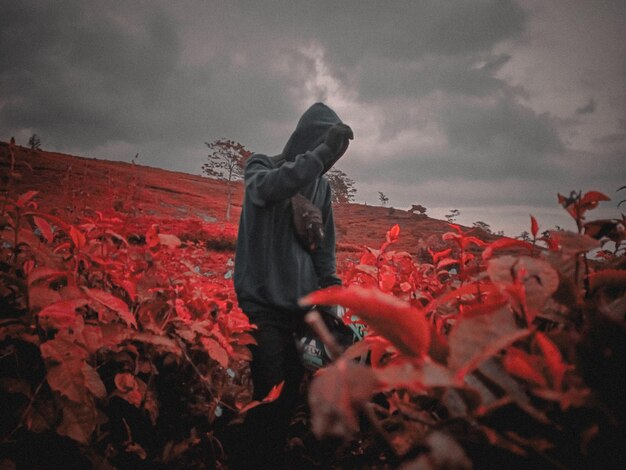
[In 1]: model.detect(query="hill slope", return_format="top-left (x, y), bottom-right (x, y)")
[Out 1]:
top-left (1, 141), bottom-right (494, 260)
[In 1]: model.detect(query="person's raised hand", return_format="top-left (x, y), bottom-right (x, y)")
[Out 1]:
top-left (324, 123), bottom-right (354, 158)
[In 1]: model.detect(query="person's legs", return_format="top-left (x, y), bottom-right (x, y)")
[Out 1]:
top-left (232, 313), bottom-right (304, 469)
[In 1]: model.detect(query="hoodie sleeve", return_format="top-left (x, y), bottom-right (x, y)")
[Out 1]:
top-left (245, 144), bottom-right (334, 206)
top-left (311, 184), bottom-right (342, 288)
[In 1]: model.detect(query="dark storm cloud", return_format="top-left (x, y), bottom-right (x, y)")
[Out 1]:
top-left (0, 1), bottom-right (183, 145)
top-left (0, 0), bottom-right (530, 173)
top-left (1, 0), bottom-right (623, 237)
top-left (0, 0), bottom-right (301, 164)
top-left (355, 54), bottom-right (510, 100)
top-left (240, 0), bottom-right (526, 66)
top-left (349, 94), bottom-right (564, 186)
top-left (575, 98), bottom-right (596, 115)
top-left (441, 96), bottom-right (563, 159)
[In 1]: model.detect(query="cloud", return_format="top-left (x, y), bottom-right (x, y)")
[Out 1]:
top-left (0, 0), bottom-right (532, 176)
top-left (0, 0), bottom-right (623, 237)
top-left (576, 98), bottom-right (596, 115)
top-left (0, 1), bottom-right (306, 165)
top-left (344, 93), bottom-right (564, 189)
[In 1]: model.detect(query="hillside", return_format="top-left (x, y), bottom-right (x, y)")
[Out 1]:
top-left (0, 141), bottom-right (493, 263)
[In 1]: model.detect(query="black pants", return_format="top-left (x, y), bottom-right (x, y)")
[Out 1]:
top-left (233, 311), bottom-right (305, 470)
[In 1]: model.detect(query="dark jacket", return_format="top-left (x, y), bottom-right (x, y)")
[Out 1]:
top-left (234, 103), bottom-right (343, 315)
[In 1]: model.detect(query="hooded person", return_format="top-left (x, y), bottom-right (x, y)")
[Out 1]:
top-left (232, 103), bottom-right (353, 469)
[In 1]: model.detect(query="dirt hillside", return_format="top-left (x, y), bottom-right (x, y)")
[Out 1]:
top-left (1, 141), bottom-right (495, 262)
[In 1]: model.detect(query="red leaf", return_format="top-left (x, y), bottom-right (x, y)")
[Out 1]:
top-left (56, 396), bottom-right (98, 444)
top-left (449, 306), bottom-right (531, 379)
top-left (430, 248), bottom-right (452, 264)
top-left (265, 381), bottom-right (284, 402)
top-left (374, 361), bottom-right (455, 390)
top-left (482, 238), bottom-right (534, 260)
top-left (234, 333), bottom-right (257, 346)
top-left (530, 215), bottom-right (539, 239)
top-left (41, 337), bottom-right (89, 364)
top-left (355, 264), bottom-right (378, 278)
top-left (386, 224), bottom-right (400, 244)
top-left (488, 256), bottom-right (559, 310)
top-left (238, 380), bottom-right (285, 413)
top-left (146, 225), bottom-right (160, 249)
top-left (378, 267), bottom-right (396, 292)
top-left (461, 236), bottom-right (486, 249)
top-left (132, 332), bottom-right (181, 355)
top-left (535, 332), bottom-right (566, 390)
top-left (437, 257), bottom-right (459, 269)
top-left (549, 230), bottom-right (600, 255)
top-left (37, 298), bottom-right (88, 329)
top-left (34, 216), bottom-right (54, 243)
top-left (105, 229), bottom-right (129, 246)
top-left (22, 259), bottom-right (35, 276)
top-left (442, 231), bottom-right (461, 242)
top-left (503, 348), bottom-right (547, 387)
top-left (69, 226), bottom-right (86, 250)
top-left (424, 282), bottom-right (500, 315)
top-left (300, 285), bottom-right (430, 358)
top-left (580, 190), bottom-right (610, 209)
top-left (542, 234), bottom-right (560, 251)
top-left (201, 337), bottom-right (229, 368)
top-left (360, 251), bottom-right (378, 265)
top-left (82, 363), bottom-right (106, 399)
top-left (114, 372), bottom-right (143, 407)
top-left (16, 190), bottom-right (39, 208)
top-left (308, 360), bottom-right (380, 438)
top-left (27, 266), bottom-right (67, 287)
top-left (82, 288), bottom-right (137, 328)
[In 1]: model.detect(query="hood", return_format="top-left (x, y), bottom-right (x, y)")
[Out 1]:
top-left (281, 102), bottom-right (343, 174)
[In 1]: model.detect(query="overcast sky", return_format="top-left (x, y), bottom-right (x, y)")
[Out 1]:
top-left (1, 0), bottom-right (625, 236)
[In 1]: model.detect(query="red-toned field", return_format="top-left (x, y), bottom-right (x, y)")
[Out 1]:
top-left (2, 141), bottom-right (623, 470)
top-left (1, 141), bottom-right (493, 261)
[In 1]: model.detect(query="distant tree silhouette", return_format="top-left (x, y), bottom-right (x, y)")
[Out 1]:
top-left (326, 168), bottom-right (357, 204)
top-left (409, 204), bottom-right (427, 216)
top-left (28, 134), bottom-right (41, 151)
top-left (202, 139), bottom-right (251, 221)
top-left (472, 220), bottom-right (492, 233)
top-left (378, 191), bottom-right (389, 206)
top-left (445, 209), bottom-right (460, 223)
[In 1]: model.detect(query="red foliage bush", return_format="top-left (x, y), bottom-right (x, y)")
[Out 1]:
top-left (0, 184), bottom-right (254, 467)
top-left (299, 192), bottom-right (625, 468)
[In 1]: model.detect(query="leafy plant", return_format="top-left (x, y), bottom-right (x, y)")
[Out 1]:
top-left (0, 189), bottom-right (256, 468)
top-left (326, 168), bottom-right (357, 204)
top-left (298, 191), bottom-right (625, 468)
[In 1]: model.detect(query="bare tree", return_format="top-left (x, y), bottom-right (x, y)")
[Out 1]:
top-left (28, 134), bottom-right (41, 151)
top-left (202, 139), bottom-right (251, 221)
top-left (326, 168), bottom-right (357, 204)
top-left (378, 191), bottom-right (389, 206)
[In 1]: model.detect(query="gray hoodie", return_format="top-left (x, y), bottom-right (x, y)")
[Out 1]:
top-left (234, 103), bottom-right (343, 315)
